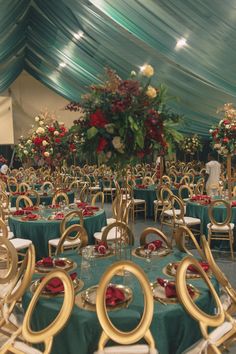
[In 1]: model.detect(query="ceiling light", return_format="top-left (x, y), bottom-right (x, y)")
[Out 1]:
top-left (73, 31), bottom-right (84, 40)
top-left (59, 62), bottom-right (67, 68)
top-left (175, 37), bottom-right (187, 49)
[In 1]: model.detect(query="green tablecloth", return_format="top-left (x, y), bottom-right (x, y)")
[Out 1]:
top-left (23, 249), bottom-right (217, 354)
top-left (133, 185), bottom-right (187, 218)
top-left (9, 209), bottom-right (107, 259)
top-left (186, 201), bottom-right (236, 250)
top-left (10, 191), bottom-right (75, 207)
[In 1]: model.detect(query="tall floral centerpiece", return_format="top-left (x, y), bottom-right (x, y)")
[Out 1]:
top-left (181, 134), bottom-right (202, 157)
top-left (210, 103), bottom-right (236, 198)
top-left (15, 112), bottom-right (75, 168)
top-left (66, 65), bottom-right (182, 168)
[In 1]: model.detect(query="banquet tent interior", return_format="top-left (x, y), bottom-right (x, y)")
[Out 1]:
top-left (0, 1), bottom-right (236, 354)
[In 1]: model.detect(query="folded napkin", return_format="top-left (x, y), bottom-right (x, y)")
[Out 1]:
top-left (54, 212), bottom-right (65, 220)
top-left (106, 285), bottom-right (125, 306)
top-left (12, 192), bottom-right (25, 196)
top-left (49, 204), bottom-right (60, 209)
top-left (23, 206), bottom-right (39, 211)
top-left (174, 261), bottom-right (209, 273)
top-left (144, 240), bottom-right (163, 252)
top-left (21, 213), bottom-right (39, 221)
top-left (36, 257), bottom-right (67, 268)
top-left (85, 206), bottom-right (99, 211)
top-left (231, 201), bottom-right (236, 207)
top-left (44, 272), bottom-right (77, 293)
top-left (94, 241), bottom-right (108, 254)
top-left (82, 210), bottom-right (94, 217)
top-left (190, 195), bottom-right (211, 202)
top-left (136, 184), bottom-right (148, 189)
top-left (77, 202), bottom-right (88, 208)
top-left (12, 210), bottom-right (24, 216)
top-left (157, 278), bottom-right (194, 298)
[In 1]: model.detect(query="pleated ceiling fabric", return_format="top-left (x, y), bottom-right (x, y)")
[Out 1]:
top-left (1, 0), bottom-right (236, 136)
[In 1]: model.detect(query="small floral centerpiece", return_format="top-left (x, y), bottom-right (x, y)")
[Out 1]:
top-left (66, 65), bottom-right (182, 167)
top-left (210, 103), bottom-right (236, 156)
top-left (181, 134), bottom-right (202, 155)
top-left (15, 111), bottom-right (75, 167)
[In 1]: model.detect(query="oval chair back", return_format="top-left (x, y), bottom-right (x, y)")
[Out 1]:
top-left (208, 199), bottom-right (231, 227)
top-left (101, 221), bottom-right (134, 246)
top-left (140, 227), bottom-right (172, 249)
top-left (175, 225), bottom-right (204, 259)
top-left (95, 260), bottom-right (157, 353)
top-left (16, 195), bottom-right (33, 210)
top-left (91, 191), bottom-right (104, 209)
top-left (60, 210), bottom-right (84, 234)
top-left (18, 182), bottom-right (30, 193)
top-left (52, 191), bottom-right (69, 206)
top-left (0, 236), bottom-right (18, 286)
top-left (25, 190), bottom-right (40, 206)
top-left (56, 224), bottom-right (88, 256)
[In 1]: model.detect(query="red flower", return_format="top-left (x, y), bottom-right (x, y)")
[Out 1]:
top-left (223, 120), bottom-right (230, 125)
top-left (33, 137), bottom-right (43, 145)
top-left (48, 127), bottom-right (55, 133)
top-left (60, 132), bottom-right (65, 137)
top-left (69, 143), bottom-right (76, 152)
top-left (223, 137), bottom-right (229, 143)
top-left (55, 138), bottom-right (61, 144)
top-left (90, 110), bottom-right (108, 128)
top-left (137, 151), bottom-right (145, 158)
top-left (96, 138), bottom-right (108, 153)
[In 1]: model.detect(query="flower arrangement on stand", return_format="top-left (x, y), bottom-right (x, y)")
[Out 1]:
top-left (66, 65), bottom-right (183, 168)
top-left (210, 103), bottom-right (236, 156)
top-left (15, 112), bottom-right (75, 168)
top-left (181, 134), bottom-right (202, 156)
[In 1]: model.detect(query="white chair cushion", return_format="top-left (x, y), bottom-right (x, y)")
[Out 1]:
top-left (89, 187), bottom-right (101, 191)
top-left (103, 188), bottom-right (116, 191)
top-left (106, 218), bottom-right (117, 225)
top-left (94, 228), bottom-right (122, 241)
top-left (94, 344), bottom-right (158, 354)
top-left (183, 321), bottom-right (233, 353)
top-left (133, 199), bottom-right (146, 204)
top-left (220, 291), bottom-right (232, 311)
top-left (13, 341), bottom-right (42, 354)
top-left (154, 200), bottom-right (169, 205)
top-left (207, 223), bottom-right (234, 231)
top-left (175, 217), bottom-right (201, 225)
top-left (9, 207), bottom-right (17, 212)
top-left (48, 238), bottom-right (80, 247)
top-left (10, 238), bottom-right (32, 250)
top-left (163, 210), bottom-right (181, 216)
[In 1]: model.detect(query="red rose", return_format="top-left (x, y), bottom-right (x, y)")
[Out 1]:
top-left (96, 138), bottom-right (108, 153)
top-left (59, 132), bottom-right (65, 137)
top-left (90, 110), bottom-right (108, 128)
top-left (48, 126), bottom-right (55, 133)
top-left (223, 120), bottom-right (230, 125)
top-left (137, 151), bottom-right (145, 158)
top-left (223, 137), bottom-right (229, 143)
top-left (69, 143), bottom-right (76, 152)
top-left (55, 138), bottom-right (61, 143)
top-left (33, 137), bottom-right (43, 145)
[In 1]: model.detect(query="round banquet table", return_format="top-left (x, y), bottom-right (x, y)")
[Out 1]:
top-left (133, 185), bottom-right (188, 218)
top-left (10, 190), bottom-right (75, 207)
top-left (8, 208), bottom-right (107, 259)
top-left (186, 200), bottom-right (236, 250)
top-left (23, 249), bottom-right (218, 354)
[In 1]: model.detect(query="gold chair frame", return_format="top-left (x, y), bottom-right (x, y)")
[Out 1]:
top-left (101, 221), bottom-right (134, 246)
top-left (140, 227), bottom-right (172, 249)
top-left (96, 260), bottom-right (156, 352)
top-left (174, 225), bottom-right (204, 259)
top-left (60, 210), bottom-right (84, 234)
top-left (15, 195), bottom-right (33, 210)
top-left (18, 183), bottom-right (30, 193)
top-left (91, 191), bottom-right (104, 209)
top-left (25, 190), bottom-right (40, 206)
top-left (55, 224), bottom-right (88, 256)
top-left (52, 191), bottom-right (69, 206)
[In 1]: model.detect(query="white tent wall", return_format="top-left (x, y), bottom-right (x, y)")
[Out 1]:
top-left (0, 71), bottom-right (79, 143)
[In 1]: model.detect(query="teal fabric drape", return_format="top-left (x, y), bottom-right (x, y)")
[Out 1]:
top-left (1, 0), bottom-right (236, 136)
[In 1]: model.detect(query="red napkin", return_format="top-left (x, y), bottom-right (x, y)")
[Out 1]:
top-left (106, 285), bottom-right (125, 306)
top-left (144, 240), bottom-right (163, 252)
top-left (21, 213), bottom-right (38, 221)
top-left (12, 192), bottom-right (25, 196)
top-left (12, 210), bottom-right (24, 216)
top-left (54, 212), bottom-right (65, 220)
top-left (136, 184), bottom-right (148, 189)
top-left (49, 204), bottom-right (60, 209)
top-left (23, 206), bottom-right (39, 211)
top-left (231, 201), bottom-right (236, 207)
top-left (82, 210), bottom-right (94, 217)
top-left (94, 241), bottom-right (108, 254)
top-left (157, 278), bottom-right (194, 298)
top-left (85, 206), bottom-right (99, 211)
top-left (44, 272), bottom-right (77, 293)
top-left (174, 261), bottom-right (209, 273)
top-left (77, 202), bottom-right (88, 208)
top-left (54, 259), bottom-right (67, 267)
top-left (37, 257), bottom-right (54, 267)
top-left (190, 195), bottom-right (211, 202)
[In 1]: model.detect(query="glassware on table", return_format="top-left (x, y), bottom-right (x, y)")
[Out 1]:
top-left (80, 247), bottom-right (92, 281)
top-left (144, 249), bottom-right (152, 272)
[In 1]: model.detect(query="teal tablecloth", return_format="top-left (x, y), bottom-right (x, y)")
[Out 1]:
top-left (10, 191), bottom-right (75, 207)
top-left (133, 185), bottom-right (187, 218)
top-left (23, 249), bottom-right (218, 354)
top-left (186, 201), bottom-right (236, 250)
top-left (9, 209), bottom-right (107, 259)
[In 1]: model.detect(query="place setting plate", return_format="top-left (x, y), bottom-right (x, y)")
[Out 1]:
top-left (79, 245), bottom-right (114, 259)
top-left (30, 275), bottom-right (83, 298)
top-left (76, 284), bottom-right (133, 312)
top-left (132, 246), bottom-right (171, 259)
top-left (35, 257), bottom-right (77, 274)
top-left (150, 280), bottom-right (199, 305)
top-left (163, 262), bottom-right (212, 279)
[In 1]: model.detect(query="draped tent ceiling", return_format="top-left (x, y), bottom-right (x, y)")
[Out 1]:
top-left (1, 0), bottom-right (236, 137)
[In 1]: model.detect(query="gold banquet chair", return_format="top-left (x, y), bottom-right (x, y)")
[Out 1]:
top-left (154, 186), bottom-right (173, 222)
top-left (201, 235), bottom-right (236, 316)
top-left (95, 260), bottom-right (158, 354)
top-left (52, 191), bottom-right (69, 207)
top-left (15, 195), bottom-right (33, 211)
top-left (176, 256), bottom-right (236, 354)
top-left (174, 225), bottom-right (205, 259)
top-left (48, 224), bottom-right (88, 257)
top-left (95, 221), bottom-right (134, 245)
top-left (0, 269), bottom-right (74, 354)
top-left (91, 191), bottom-right (105, 209)
top-left (207, 199), bottom-right (234, 260)
top-left (140, 227), bottom-right (172, 250)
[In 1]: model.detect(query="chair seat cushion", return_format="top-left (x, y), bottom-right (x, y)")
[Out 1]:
top-left (106, 218), bottom-right (117, 225)
top-left (133, 199), bottom-right (146, 204)
top-left (10, 238), bottom-right (32, 250)
top-left (48, 238), bottom-right (81, 247)
top-left (89, 186), bottom-right (101, 191)
top-left (94, 228), bottom-right (122, 241)
top-left (94, 344), bottom-right (158, 354)
top-left (175, 217), bottom-right (201, 225)
top-left (154, 200), bottom-right (169, 205)
top-left (207, 223), bottom-right (235, 231)
top-left (13, 341), bottom-right (42, 354)
top-left (103, 188), bottom-right (116, 191)
top-left (163, 210), bottom-right (181, 216)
